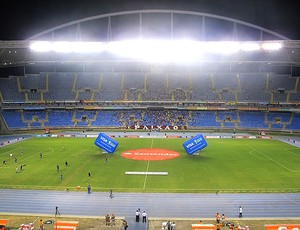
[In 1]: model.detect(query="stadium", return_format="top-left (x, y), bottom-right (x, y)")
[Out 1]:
top-left (0, 7), bottom-right (300, 230)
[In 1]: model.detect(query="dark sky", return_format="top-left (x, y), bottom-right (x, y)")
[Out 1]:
top-left (0, 0), bottom-right (299, 40)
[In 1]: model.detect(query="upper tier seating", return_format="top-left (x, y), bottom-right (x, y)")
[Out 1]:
top-left (0, 72), bottom-right (299, 103)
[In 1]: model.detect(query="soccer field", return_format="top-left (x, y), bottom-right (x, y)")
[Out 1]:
top-left (0, 137), bottom-right (300, 193)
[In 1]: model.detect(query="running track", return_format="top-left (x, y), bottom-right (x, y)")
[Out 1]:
top-left (0, 189), bottom-right (300, 219)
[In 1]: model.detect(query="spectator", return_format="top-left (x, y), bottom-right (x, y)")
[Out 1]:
top-left (105, 214), bottom-right (110, 226)
top-left (122, 220), bottom-right (128, 230)
top-left (221, 213), bottom-right (226, 226)
top-left (111, 213), bottom-right (115, 226)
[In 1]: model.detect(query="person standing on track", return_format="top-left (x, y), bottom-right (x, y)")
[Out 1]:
top-left (135, 209), bottom-right (141, 222)
top-left (142, 210), bottom-right (147, 223)
top-left (55, 206), bottom-right (60, 217)
top-left (239, 206), bottom-right (243, 218)
top-left (109, 189), bottom-right (114, 198)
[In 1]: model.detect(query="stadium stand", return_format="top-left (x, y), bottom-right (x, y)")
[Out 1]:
top-left (1, 72), bottom-right (300, 132)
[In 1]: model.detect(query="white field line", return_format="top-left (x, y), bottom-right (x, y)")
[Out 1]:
top-left (284, 148), bottom-right (300, 157)
top-left (18, 144), bottom-right (59, 163)
top-left (249, 151), bottom-right (265, 159)
top-left (0, 146), bottom-right (22, 156)
top-left (246, 145), bottom-right (295, 172)
top-left (143, 138), bottom-right (154, 190)
top-left (0, 144), bottom-right (58, 171)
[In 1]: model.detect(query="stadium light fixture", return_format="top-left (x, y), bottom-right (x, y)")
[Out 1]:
top-left (30, 41), bottom-right (107, 53)
top-left (29, 40), bottom-right (283, 62)
top-left (261, 42), bottom-right (282, 51)
top-left (107, 40), bottom-right (204, 62)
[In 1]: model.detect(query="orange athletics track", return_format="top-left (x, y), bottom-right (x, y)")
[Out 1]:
top-left (121, 148), bottom-right (180, 161)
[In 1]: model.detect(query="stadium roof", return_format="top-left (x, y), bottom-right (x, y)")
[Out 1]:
top-left (0, 10), bottom-right (300, 76)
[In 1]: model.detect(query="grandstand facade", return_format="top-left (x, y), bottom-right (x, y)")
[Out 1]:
top-left (0, 10), bottom-right (300, 133)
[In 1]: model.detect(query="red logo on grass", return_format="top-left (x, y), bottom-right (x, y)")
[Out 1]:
top-left (122, 148), bottom-right (180, 161)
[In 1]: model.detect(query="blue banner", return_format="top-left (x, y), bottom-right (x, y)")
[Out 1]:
top-left (94, 133), bottom-right (118, 153)
top-left (182, 134), bottom-right (207, 155)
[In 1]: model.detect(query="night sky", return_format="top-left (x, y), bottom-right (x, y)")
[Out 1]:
top-left (0, 0), bottom-right (299, 40)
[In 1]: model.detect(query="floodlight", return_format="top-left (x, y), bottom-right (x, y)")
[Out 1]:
top-left (261, 42), bottom-right (282, 51)
top-left (30, 41), bottom-right (53, 52)
top-left (106, 40), bottom-right (204, 63)
top-left (205, 41), bottom-right (240, 54)
top-left (30, 41), bottom-right (107, 53)
top-left (29, 40), bottom-right (283, 63)
top-left (240, 42), bottom-right (260, 51)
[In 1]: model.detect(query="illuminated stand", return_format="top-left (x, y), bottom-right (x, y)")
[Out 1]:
top-left (94, 133), bottom-right (118, 154)
top-left (182, 134), bottom-right (207, 155)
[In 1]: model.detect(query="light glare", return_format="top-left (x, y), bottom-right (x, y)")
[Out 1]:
top-left (30, 40), bottom-right (283, 63)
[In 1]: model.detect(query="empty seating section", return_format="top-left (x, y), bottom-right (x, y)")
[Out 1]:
top-left (44, 73), bottom-right (76, 101)
top-left (2, 111), bottom-right (28, 129)
top-left (93, 73), bottom-right (123, 101)
top-left (44, 111), bottom-right (74, 127)
top-left (75, 73), bottom-right (100, 100)
top-left (189, 74), bottom-right (218, 101)
top-left (74, 110), bottom-right (96, 126)
top-left (286, 114), bottom-right (300, 130)
top-left (268, 75), bottom-right (296, 91)
top-left (93, 111), bottom-right (121, 126)
top-left (123, 73), bottom-right (145, 100)
top-left (0, 77), bottom-right (23, 101)
top-left (1, 72), bottom-right (298, 103)
top-left (289, 91), bottom-right (300, 102)
top-left (267, 112), bottom-right (291, 123)
top-left (123, 73), bottom-right (145, 90)
top-left (217, 111), bottom-right (238, 128)
top-left (19, 74), bottom-right (46, 91)
top-left (144, 74), bottom-right (168, 100)
top-left (19, 75), bottom-right (45, 101)
top-left (269, 75), bottom-right (297, 102)
top-left (189, 111), bottom-right (219, 128)
top-left (75, 73), bottom-right (100, 91)
top-left (23, 110), bottom-right (46, 121)
top-left (267, 112), bottom-right (292, 130)
top-left (272, 92), bottom-right (287, 103)
top-left (214, 73), bottom-right (239, 91)
top-left (238, 112), bottom-right (268, 129)
top-left (238, 73), bottom-right (270, 102)
top-left (220, 91), bottom-right (236, 102)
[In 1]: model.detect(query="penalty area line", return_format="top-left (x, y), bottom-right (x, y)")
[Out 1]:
top-left (247, 145), bottom-right (294, 172)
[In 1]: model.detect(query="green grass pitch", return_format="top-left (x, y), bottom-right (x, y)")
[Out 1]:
top-left (0, 137), bottom-right (300, 193)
